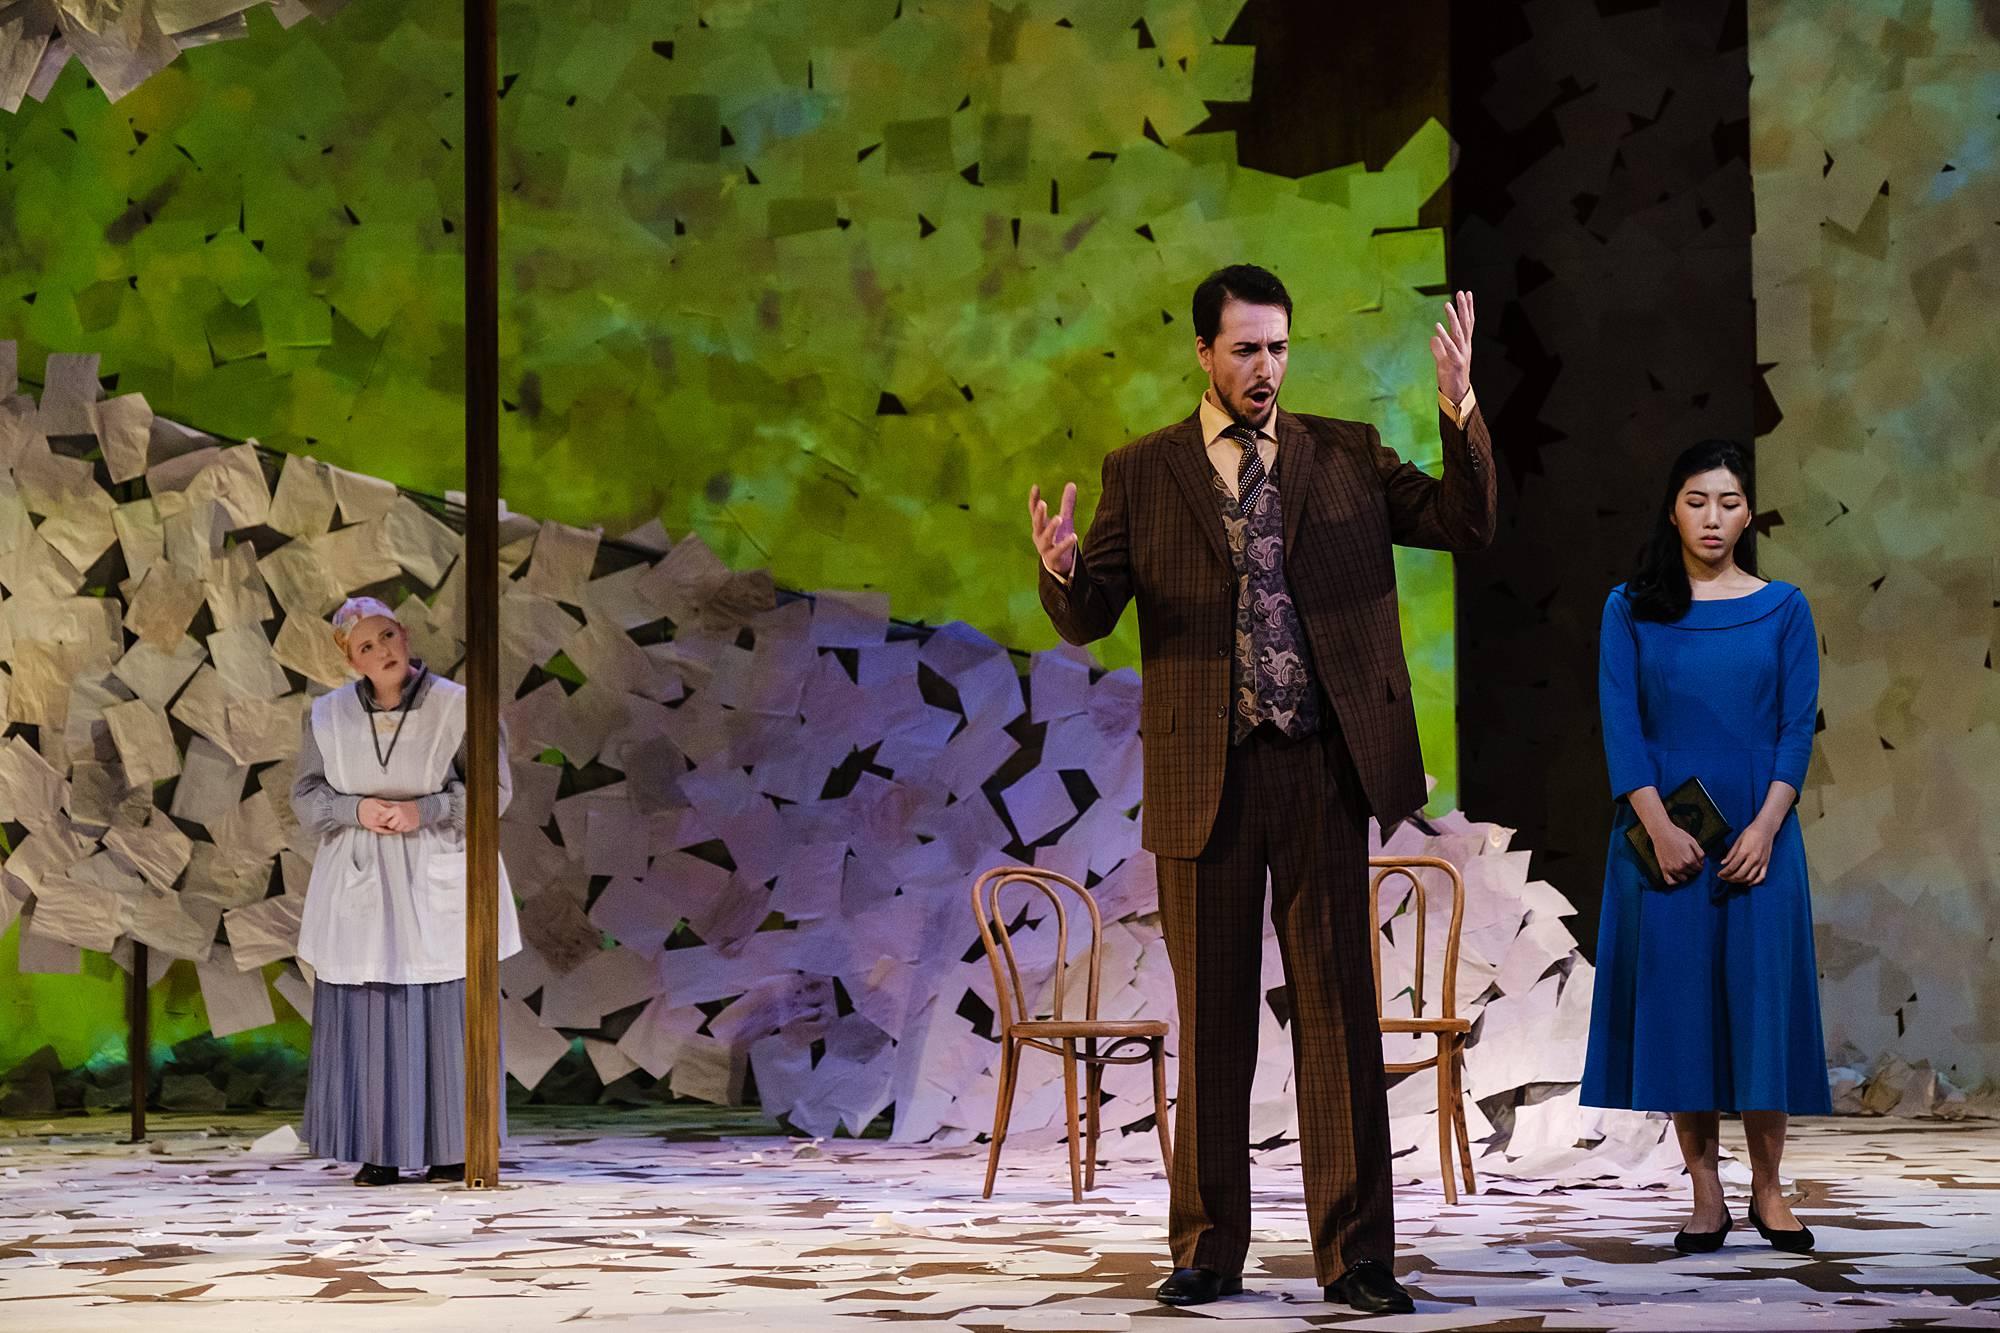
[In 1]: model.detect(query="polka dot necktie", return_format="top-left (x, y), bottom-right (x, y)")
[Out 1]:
top-left (1224, 422), bottom-right (1268, 517)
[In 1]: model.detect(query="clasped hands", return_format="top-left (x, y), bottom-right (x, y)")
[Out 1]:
top-left (359, 797), bottom-right (422, 835)
top-left (1650, 817), bottom-right (1774, 887)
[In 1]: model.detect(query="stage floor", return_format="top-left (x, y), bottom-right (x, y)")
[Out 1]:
top-left (1, 1109), bottom-right (1996, 1331)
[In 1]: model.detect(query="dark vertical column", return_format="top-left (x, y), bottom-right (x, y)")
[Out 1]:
top-left (1195, 0), bottom-right (1451, 182)
top-left (126, 943), bottom-right (148, 1143)
top-left (462, 0), bottom-right (502, 1190)
top-left (1448, 1), bottom-right (1757, 950)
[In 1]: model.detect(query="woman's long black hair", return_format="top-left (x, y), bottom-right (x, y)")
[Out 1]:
top-left (1625, 439), bottom-right (1756, 622)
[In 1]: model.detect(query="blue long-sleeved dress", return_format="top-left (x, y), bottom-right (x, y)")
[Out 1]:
top-left (1580, 580), bottom-right (1832, 1113)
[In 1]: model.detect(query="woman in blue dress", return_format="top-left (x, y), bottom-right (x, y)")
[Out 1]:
top-left (1581, 440), bottom-right (1830, 1255)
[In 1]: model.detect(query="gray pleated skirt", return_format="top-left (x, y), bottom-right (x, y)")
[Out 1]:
top-left (302, 979), bottom-right (506, 1170)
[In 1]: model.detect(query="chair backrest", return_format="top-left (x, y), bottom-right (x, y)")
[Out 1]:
top-left (970, 866), bottom-right (1104, 1035)
top-left (1367, 855), bottom-right (1466, 1022)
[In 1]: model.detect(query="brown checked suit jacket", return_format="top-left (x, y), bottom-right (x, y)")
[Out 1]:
top-left (1040, 405), bottom-right (1498, 860)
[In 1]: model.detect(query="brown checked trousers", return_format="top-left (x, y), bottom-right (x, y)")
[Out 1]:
top-left (1039, 404), bottom-right (1496, 1283)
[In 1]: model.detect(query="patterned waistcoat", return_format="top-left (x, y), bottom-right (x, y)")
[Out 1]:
top-left (1213, 470), bottom-right (1323, 743)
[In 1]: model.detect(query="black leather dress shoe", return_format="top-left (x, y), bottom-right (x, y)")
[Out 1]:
top-left (1325, 1259), bottom-right (1414, 1314)
top-left (352, 1163), bottom-right (400, 1186)
top-left (1155, 1268), bottom-right (1243, 1306)
top-left (1674, 1209), bottom-right (1732, 1254)
top-left (424, 1163), bottom-right (465, 1184)
top-left (1749, 1203), bottom-right (1814, 1253)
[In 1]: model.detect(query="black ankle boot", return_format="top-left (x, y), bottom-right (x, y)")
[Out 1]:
top-left (424, 1163), bottom-right (465, 1183)
top-left (352, 1163), bottom-right (400, 1186)
top-left (1155, 1268), bottom-right (1242, 1306)
top-left (1326, 1260), bottom-right (1414, 1314)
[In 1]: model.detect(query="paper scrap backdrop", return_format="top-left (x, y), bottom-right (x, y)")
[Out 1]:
top-left (1747, 0), bottom-right (2000, 1088)
top-left (3, 353), bottom-right (1981, 1164)
top-left (0, 2), bottom-right (351, 112)
top-left (0, 352), bottom-right (1739, 1180)
top-left (0, 0), bottom-right (1465, 809)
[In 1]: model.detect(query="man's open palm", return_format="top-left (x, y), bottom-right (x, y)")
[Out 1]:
top-left (1030, 482), bottom-right (1079, 577)
top-left (1431, 289), bottom-right (1475, 403)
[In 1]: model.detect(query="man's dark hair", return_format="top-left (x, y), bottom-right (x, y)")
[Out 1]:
top-left (1192, 264), bottom-right (1293, 344)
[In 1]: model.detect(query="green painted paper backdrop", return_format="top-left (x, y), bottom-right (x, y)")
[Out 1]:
top-left (0, 921), bottom-right (310, 1080)
top-left (0, 0), bottom-right (1460, 1070)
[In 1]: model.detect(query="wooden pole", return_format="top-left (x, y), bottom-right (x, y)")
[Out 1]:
top-left (462, 0), bottom-right (502, 1190)
top-left (125, 942), bottom-right (148, 1144)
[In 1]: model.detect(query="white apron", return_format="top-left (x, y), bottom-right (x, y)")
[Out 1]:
top-left (296, 675), bottom-right (523, 985)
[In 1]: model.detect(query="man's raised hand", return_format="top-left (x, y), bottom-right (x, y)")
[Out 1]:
top-left (1029, 482), bottom-right (1079, 578)
top-left (1431, 289), bottom-right (1475, 404)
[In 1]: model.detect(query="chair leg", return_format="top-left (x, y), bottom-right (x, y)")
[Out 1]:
top-left (1083, 1048), bottom-right (1103, 1193)
top-left (1150, 1040), bottom-right (1173, 1176)
top-left (1451, 1036), bottom-right (1477, 1196)
top-left (1435, 1047), bottom-right (1457, 1206)
top-left (981, 1038), bottom-right (1022, 1200)
top-left (1060, 1039), bottom-right (1084, 1203)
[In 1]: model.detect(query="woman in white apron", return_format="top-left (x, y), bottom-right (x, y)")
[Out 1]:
top-left (294, 597), bottom-right (522, 1185)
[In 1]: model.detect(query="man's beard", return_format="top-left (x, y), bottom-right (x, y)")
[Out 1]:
top-left (1226, 386), bottom-right (1276, 426)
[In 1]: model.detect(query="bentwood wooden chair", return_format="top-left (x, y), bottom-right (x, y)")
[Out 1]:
top-left (971, 866), bottom-right (1172, 1202)
top-left (1369, 855), bottom-right (1479, 1203)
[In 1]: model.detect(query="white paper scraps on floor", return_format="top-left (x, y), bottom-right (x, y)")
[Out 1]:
top-left (0, 1111), bottom-right (1996, 1330)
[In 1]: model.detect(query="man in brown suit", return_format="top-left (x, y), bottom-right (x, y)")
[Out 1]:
top-left (1029, 265), bottom-right (1495, 1312)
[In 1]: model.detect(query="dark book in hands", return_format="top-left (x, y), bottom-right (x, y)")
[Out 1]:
top-left (1626, 777), bottom-right (1734, 888)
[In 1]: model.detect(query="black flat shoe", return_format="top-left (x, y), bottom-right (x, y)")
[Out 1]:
top-left (352, 1163), bottom-right (400, 1187)
top-left (1749, 1203), bottom-right (1814, 1253)
top-left (424, 1163), bottom-right (465, 1184)
top-left (1326, 1259), bottom-right (1414, 1314)
top-left (1674, 1209), bottom-right (1732, 1253)
top-left (1155, 1267), bottom-right (1242, 1306)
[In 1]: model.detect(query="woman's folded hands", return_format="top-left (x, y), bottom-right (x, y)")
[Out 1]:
top-left (359, 798), bottom-right (421, 835)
